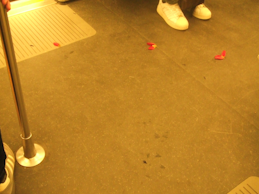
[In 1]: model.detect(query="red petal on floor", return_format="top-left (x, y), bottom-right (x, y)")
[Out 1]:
top-left (215, 55), bottom-right (225, 60)
top-left (147, 42), bottom-right (155, 46)
top-left (148, 46), bottom-right (155, 50)
top-left (222, 50), bottom-right (226, 57)
top-left (54, 42), bottom-right (60, 46)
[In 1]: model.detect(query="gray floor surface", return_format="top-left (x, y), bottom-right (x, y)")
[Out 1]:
top-left (0, 0), bottom-right (259, 193)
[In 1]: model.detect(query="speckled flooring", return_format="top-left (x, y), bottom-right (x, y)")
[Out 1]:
top-left (0, 0), bottom-right (258, 193)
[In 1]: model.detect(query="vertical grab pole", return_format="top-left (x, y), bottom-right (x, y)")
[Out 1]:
top-left (0, 4), bottom-right (45, 167)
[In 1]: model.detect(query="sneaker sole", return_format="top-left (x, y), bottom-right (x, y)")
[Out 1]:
top-left (193, 12), bottom-right (212, 20)
top-left (157, 4), bottom-right (188, 30)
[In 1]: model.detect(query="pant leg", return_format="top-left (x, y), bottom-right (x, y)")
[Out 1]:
top-left (179, 0), bottom-right (204, 10)
top-left (163, 0), bottom-right (179, 4)
top-left (0, 130), bottom-right (6, 182)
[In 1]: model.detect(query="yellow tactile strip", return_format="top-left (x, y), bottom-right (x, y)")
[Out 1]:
top-left (228, 176), bottom-right (259, 194)
top-left (0, 3), bottom-right (96, 68)
top-left (11, 0), bottom-right (44, 10)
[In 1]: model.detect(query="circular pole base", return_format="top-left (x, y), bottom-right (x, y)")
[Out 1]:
top-left (16, 144), bottom-right (45, 167)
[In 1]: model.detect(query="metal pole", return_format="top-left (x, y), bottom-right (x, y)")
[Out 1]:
top-left (0, 3), bottom-right (45, 167)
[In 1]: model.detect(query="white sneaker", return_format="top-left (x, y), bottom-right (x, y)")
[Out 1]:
top-left (57, 0), bottom-right (70, 2)
top-left (0, 143), bottom-right (15, 194)
top-left (157, 0), bottom-right (189, 30)
top-left (193, 4), bottom-right (212, 20)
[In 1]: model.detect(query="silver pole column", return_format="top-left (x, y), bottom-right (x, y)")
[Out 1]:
top-left (0, 4), bottom-right (45, 167)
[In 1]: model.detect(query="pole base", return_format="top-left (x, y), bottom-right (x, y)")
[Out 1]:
top-left (16, 144), bottom-right (45, 167)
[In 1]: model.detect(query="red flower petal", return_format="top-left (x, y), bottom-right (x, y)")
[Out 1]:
top-left (54, 42), bottom-right (60, 47)
top-left (148, 46), bottom-right (155, 50)
top-left (215, 55), bottom-right (225, 60)
top-left (221, 50), bottom-right (226, 57)
top-left (147, 42), bottom-right (155, 46)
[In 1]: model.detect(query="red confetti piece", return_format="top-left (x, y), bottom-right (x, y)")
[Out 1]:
top-left (53, 42), bottom-right (60, 47)
top-left (148, 46), bottom-right (155, 50)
